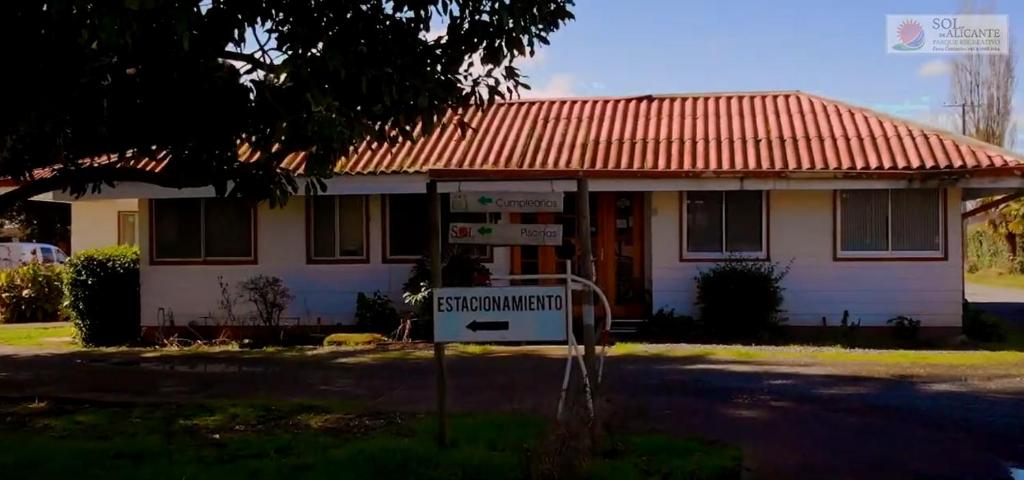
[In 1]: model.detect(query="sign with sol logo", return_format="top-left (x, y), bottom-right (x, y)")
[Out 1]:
top-left (448, 223), bottom-right (563, 246)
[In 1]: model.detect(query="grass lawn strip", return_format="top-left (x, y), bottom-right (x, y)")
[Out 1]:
top-left (0, 400), bottom-right (740, 480)
top-left (966, 270), bottom-right (1024, 290)
top-left (0, 322), bottom-right (75, 348)
top-left (612, 342), bottom-right (1024, 365)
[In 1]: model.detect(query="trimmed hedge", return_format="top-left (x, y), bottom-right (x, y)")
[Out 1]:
top-left (0, 262), bottom-right (66, 324)
top-left (65, 246), bottom-right (140, 346)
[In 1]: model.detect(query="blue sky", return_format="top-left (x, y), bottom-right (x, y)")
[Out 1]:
top-left (516, 0), bottom-right (1024, 148)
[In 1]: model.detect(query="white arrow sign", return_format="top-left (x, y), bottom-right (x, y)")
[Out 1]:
top-left (433, 286), bottom-right (568, 343)
top-left (450, 192), bottom-right (563, 213)
top-left (448, 223), bottom-right (563, 246)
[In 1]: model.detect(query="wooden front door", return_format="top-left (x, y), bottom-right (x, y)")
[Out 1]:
top-left (510, 192), bottom-right (647, 319)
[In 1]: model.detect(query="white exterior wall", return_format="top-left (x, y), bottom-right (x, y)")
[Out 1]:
top-left (70, 199), bottom-right (140, 253)
top-left (650, 189), bottom-right (964, 327)
top-left (138, 196), bottom-right (510, 327)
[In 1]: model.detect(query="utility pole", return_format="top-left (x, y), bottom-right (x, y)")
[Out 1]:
top-left (944, 101), bottom-right (972, 135)
top-left (428, 180), bottom-right (447, 446)
top-left (575, 177), bottom-right (598, 390)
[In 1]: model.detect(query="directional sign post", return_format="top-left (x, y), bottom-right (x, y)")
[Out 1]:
top-left (450, 191), bottom-right (563, 213)
top-left (449, 222), bottom-right (563, 246)
top-left (434, 286), bottom-right (569, 343)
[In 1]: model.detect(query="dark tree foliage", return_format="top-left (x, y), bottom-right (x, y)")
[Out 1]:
top-left (0, 200), bottom-right (71, 249)
top-left (0, 1), bottom-right (574, 211)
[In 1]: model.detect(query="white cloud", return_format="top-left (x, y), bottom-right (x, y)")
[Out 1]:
top-left (520, 73), bottom-right (576, 99)
top-left (917, 59), bottom-right (953, 77)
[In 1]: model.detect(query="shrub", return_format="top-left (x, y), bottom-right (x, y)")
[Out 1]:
top-left (0, 262), bottom-right (66, 324)
top-left (886, 315), bottom-right (921, 345)
top-left (962, 301), bottom-right (1006, 342)
top-left (238, 275), bottom-right (293, 328)
top-left (402, 247), bottom-right (491, 339)
top-left (639, 308), bottom-right (701, 342)
top-left (355, 291), bottom-right (401, 335)
top-left (65, 246), bottom-right (140, 346)
top-left (695, 260), bottom-right (789, 342)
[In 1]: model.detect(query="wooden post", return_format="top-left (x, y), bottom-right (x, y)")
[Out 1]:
top-left (575, 177), bottom-right (599, 390)
top-left (428, 180), bottom-right (448, 446)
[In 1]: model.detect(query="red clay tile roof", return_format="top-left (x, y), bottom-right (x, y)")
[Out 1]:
top-left (17, 91), bottom-right (1023, 183)
top-left (334, 91), bottom-right (1024, 177)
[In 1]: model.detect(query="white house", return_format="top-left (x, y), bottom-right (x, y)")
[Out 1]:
top-left (56, 92), bottom-right (1024, 334)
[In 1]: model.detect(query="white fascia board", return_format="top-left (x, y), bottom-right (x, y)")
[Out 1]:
top-left (436, 180), bottom-right (578, 193)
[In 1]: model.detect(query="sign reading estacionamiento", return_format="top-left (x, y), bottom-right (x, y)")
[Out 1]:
top-left (433, 286), bottom-right (568, 343)
top-left (448, 222), bottom-right (563, 246)
top-left (450, 192), bottom-right (564, 213)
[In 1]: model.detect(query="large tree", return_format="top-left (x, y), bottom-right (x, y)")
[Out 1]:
top-left (0, 1), bottom-right (574, 210)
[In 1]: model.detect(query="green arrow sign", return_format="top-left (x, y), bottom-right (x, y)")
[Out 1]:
top-left (477, 195), bottom-right (494, 206)
top-left (477, 226), bottom-right (494, 235)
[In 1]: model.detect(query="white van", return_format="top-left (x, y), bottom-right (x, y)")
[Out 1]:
top-left (0, 243), bottom-right (68, 269)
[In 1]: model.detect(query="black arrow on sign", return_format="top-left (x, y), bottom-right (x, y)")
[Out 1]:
top-left (466, 320), bottom-right (509, 332)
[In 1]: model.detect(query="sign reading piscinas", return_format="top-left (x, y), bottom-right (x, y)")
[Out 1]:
top-left (450, 192), bottom-right (563, 213)
top-left (448, 223), bottom-right (563, 246)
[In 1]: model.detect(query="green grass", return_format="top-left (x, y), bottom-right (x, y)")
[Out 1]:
top-left (612, 342), bottom-right (1024, 365)
top-left (0, 400), bottom-right (739, 480)
top-left (0, 322), bottom-right (75, 348)
top-left (966, 269), bottom-right (1024, 289)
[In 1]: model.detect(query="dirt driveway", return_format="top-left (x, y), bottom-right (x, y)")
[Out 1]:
top-left (0, 345), bottom-right (1022, 480)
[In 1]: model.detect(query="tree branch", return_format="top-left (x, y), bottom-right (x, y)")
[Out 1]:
top-left (0, 167), bottom-right (212, 213)
top-left (219, 50), bottom-right (277, 72)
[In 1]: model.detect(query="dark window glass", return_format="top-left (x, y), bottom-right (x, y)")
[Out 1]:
top-left (891, 189), bottom-right (940, 251)
top-left (311, 196), bottom-right (337, 258)
top-left (840, 190), bottom-right (890, 252)
top-left (204, 198), bottom-right (253, 258)
top-left (724, 191), bottom-right (763, 252)
top-left (153, 199), bottom-right (202, 259)
top-left (337, 196), bottom-right (366, 257)
top-left (686, 191), bottom-right (723, 252)
top-left (40, 247), bottom-right (54, 264)
top-left (387, 194), bottom-right (428, 258)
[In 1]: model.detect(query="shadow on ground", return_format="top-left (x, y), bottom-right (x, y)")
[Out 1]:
top-left (0, 345), bottom-right (1021, 480)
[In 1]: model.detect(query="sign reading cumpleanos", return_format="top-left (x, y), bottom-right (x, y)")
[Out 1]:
top-left (434, 286), bottom-right (568, 342)
top-left (450, 192), bottom-right (563, 213)
top-left (449, 223), bottom-right (563, 246)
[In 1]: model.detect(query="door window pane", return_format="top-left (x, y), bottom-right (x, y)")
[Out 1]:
top-left (40, 247), bottom-right (54, 264)
top-left (153, 199), bottom-right (202, 259)
top-left (118, 211), bottom-right (138, 246)
top-left (839, 190), bottom-right (889, 252)
top-left (686, 191), bottom-right (723, 252)
top-left (337, 196), bottom-right (366, 257)
top-left (387, 194), bottom-right (428, 258)
top-left (891, 189), bottom-right (940, 251)
top-left (203, 199), bottom-right (253, 258)
top-left (725, 191), bottom-right (763, 252)
top-left (310, 196), bottom-right (337, 258)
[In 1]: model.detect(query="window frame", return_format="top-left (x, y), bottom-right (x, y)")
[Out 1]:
top-left (305, 195), bottom-right (370, 264)
top-left (117, 210), bottom-right (139, 247)
top-left (833, 189), bottom-right (947, 261)
top-left (149, 199), bottom-right (258, 265)
top-left (382, 194), bottom-right (496, 263)
top-left (679, 191), bottom-right (769, 261)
